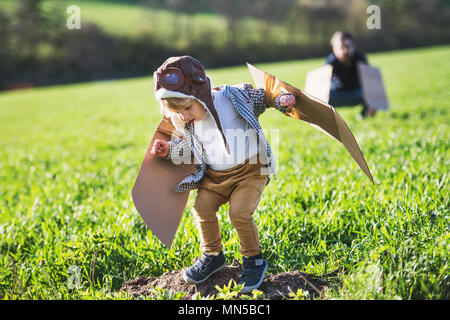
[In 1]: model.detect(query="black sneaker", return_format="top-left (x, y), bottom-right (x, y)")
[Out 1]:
top-left (183, 252), bottom-right (226, 284)
top-left (238, 254), bottom-right (268, 293)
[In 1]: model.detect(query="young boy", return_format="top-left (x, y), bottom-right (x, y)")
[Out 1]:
top-left (150, 56), bottom-right (295, 293)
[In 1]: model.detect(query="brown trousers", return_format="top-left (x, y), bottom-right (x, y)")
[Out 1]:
top-left (192, 158), bottom-right (268, 257)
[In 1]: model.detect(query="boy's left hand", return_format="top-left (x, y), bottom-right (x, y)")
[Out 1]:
top-left (279, 94), bottom-right (296, 110)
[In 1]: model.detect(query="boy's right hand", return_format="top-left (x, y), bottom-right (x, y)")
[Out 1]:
top-left (151, 139), bottom-right (169, 158)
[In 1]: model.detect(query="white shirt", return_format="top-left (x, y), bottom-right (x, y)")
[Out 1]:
top-left (193, 90), bottom-right (259, 170)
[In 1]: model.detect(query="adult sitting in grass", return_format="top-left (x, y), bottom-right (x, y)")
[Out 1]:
top-left (326, 31), bottom-right (377, 118)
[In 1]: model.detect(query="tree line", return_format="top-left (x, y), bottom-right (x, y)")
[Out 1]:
top-left (1, 0), bottom-right (449, 90)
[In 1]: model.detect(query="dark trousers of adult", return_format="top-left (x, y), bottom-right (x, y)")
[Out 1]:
top-left (329, 88), bottom-right (368, 116)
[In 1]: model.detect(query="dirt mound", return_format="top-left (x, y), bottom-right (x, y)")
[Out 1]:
top-left (120, 259), bottom-right (339, 300)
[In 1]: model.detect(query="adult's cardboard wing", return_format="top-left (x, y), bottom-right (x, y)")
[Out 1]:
top-left (247, 63), bottom-right (374, 183)
top-left (132, 117), bottom-right (196, 248)
top-left (304, 64), bottom-right (332, 103)
top-left (357, 62), bottom-right (389, 111)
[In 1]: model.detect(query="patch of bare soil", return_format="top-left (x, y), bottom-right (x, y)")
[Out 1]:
top-left (120, 259), bottom-right (339, 300)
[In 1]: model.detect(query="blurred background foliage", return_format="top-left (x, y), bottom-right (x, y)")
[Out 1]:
top-left (1, 0), bottom-right (449, 90)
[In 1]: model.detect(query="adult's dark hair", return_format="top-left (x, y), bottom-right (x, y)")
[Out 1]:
top-left (330, 31), bottom-right (355, 47)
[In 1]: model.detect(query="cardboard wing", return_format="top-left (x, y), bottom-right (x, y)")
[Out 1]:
top-left (247, 62), bottom-right (374, 184)
top-left (304, 64), bottom-right (332, 103)
top-left (357, 62), bottom-right (389, 110)
top-left (132, 117), bottom-right (196, 248)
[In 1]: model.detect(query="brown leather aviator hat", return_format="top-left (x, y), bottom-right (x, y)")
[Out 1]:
top-left (154, 55), bottom-right (229, 153)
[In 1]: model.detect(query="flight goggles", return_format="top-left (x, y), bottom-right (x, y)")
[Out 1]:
top-left (154, 67), bottom-right (207, 91)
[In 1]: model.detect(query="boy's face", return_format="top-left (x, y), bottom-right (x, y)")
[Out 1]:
top-left (174, 100), bottom-right (207, 123)
top-left (332, 38), bottom-right (355, 64)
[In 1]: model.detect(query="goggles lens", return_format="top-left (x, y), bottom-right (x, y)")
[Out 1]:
top-left (157, 68), bottom-right (184, 90)
top-left (163, 72), bottom-right (180, 85)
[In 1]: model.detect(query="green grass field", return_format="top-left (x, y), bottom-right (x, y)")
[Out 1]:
top-left (0, 46), bottom-right (448, 300)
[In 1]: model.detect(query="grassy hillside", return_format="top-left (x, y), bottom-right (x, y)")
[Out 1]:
top-left (0, 46), bottom-right (448, 299)
top-left (3, 0), bottom-right (227, 37)
top-left (3, 0), bottom-right (287, 45)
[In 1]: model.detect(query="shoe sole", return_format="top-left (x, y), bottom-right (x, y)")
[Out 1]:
top-left (182, 261), bottom-right (226, 285)
top-left (239, 261), bottom-right (268, 294)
